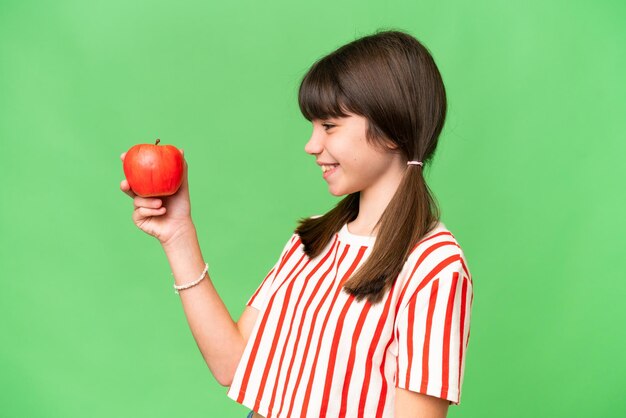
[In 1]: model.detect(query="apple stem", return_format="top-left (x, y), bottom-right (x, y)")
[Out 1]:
top-left (155, 138), bottom-right (160, 145)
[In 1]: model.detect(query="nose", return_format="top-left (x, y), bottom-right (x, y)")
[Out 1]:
top-left (304, 126), bottom-right (324, 156)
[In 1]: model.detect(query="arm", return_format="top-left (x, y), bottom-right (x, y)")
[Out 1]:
top-left (395, 388), bottom-right (449, 418)
top-left (161, 223), bottom-right (246, 387)
top-left (119, 151), bottom-right (254, 387)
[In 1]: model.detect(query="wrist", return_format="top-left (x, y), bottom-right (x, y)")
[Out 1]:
top-left (173, 262), bottom-right (209, 294)
top-left (161, 221), bottom-right (197, 251)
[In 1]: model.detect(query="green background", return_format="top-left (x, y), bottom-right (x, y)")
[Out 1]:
top-left (1, 0), bottom-right (624, 417)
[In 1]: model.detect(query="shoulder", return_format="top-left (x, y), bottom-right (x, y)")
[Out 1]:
top-left (394, 223), bottom-right (472, 312)
top-left (410, 221), bottom-right (463, 255)
top-left (275, 225), bottom-right (303, 255)
top-left (400, 221), bottom-right (472, 287)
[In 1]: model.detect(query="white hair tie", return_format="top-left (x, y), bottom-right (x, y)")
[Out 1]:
top-left (407, 161), bottom-right (423, 166)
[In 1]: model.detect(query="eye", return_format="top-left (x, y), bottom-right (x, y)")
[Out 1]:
top-left (322, 123), bottom-right (335, 131)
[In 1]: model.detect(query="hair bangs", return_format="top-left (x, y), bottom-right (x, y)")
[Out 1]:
top-left (298, 58), bottom-right (351, 121)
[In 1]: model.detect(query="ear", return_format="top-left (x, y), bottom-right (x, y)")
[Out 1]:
top-left (383, 138), bottom-right (399, 150)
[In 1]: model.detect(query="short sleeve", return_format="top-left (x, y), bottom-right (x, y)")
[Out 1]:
top-left (246, 233), bottom-right (299, 311)
top-left (394, 260), bottom-right (473, 405)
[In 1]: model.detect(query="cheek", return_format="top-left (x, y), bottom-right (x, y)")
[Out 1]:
top-left (357, 153), bottom-right (395, 179)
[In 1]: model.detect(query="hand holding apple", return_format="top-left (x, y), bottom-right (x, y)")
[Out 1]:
top-left (123, 139), bottom-right (184, 197)
top-left (120, 145), bottom-right (194, 247)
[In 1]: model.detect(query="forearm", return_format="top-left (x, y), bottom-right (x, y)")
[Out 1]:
top-left (162, 224), bottom-right (244, 386)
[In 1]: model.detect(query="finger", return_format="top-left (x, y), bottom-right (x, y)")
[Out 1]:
top-left (133, 196), bottom-right (163, 209)
top-left (133, 206), bottom-right (167, 219)
top-left (120, 179), bottom-right (137, 198)
top-left (120, 152), bottom-right (127, 161)
top-left (177, 157), bottom-right (189, 192)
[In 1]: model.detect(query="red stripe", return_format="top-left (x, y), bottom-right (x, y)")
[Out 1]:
top-left (385, 240), bottom-right (459, 415)
top-left (266, 237), bottom-right (339, 415)
top-left (396, 240), bottom-right (460, 317)
top-left (355, 282), bottom-right (397, 418)
top-left (418, 278), bottom-right (439, 394)
top-left (458, 257), bottom-right (472, 286)
top-left (441, 271), bottom-right (460, 399)
top-left (338, 300), bottom-right (372, 417)
top-left (248, 236), bottom-right (301, 307)
top-left (466, 284), bottom-right (473, 349)
top-left (254, 256), bottom-right (312, 412)
top-left (247, 266), bottom-right (276, 307)
top-left (276, 237), bottom-right (302, 277)
top-left (396, 253), bottom-right (461, 318)
top-left (388, 246), bottom-right (459, 390)
top-left (395, 338), bottom-right (400, 391)
top-left (283, 243), bottom-right (351, 418)
top-left (274, 239), bottom-right (340, 417)
top-left (319, 291), bottom-right (357, 418)
top-left (405, 288), bottom-right (417, 388)
top-left (301, 245), bottom-right (367, 417)
top-left (409, 231), bottom-right (456, 254)
top-left (237, 252), bottom-right (306, 404)
top-left (376, 337), bottom-right (395, 418)
top-left (457, 276), bottom-right (468, 400)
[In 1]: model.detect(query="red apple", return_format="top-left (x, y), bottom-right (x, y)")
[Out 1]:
top-left (123, 139), bottom-right (184, 197)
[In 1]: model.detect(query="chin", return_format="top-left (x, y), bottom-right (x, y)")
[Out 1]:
top-left (328, 184), bottom-right (356, 197)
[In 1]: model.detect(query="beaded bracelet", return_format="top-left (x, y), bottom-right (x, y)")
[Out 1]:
top-left (173, 262), bottom-right (209, 294)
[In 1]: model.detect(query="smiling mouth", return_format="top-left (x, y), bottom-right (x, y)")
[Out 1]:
top-left (322, 164), bottom-right (339, 179)
top-left (321, 164), bottom-right (339, 173)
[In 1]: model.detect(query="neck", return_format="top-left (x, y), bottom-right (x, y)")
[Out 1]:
top-left (349, 161), bottom-right (406, 236)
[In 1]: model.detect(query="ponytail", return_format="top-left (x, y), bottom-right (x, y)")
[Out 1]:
top-left (295, 163), bottom-right (440, 305)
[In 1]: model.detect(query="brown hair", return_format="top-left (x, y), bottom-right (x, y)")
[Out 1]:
top-left (295, 29), bottom-right (447, 305)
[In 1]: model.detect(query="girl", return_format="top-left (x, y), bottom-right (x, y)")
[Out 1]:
top-left (120, 29), bottom-right (473, 418)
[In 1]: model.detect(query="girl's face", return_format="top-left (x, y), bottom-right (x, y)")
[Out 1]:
top-left (305, 112), bottom-right (402, 196)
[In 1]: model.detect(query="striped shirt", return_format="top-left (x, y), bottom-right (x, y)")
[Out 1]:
top-left (226, 221), bottom-right (473, 417)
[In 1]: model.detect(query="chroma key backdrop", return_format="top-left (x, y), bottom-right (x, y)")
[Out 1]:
top-left (0, 1), bottom-right (624, 417)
